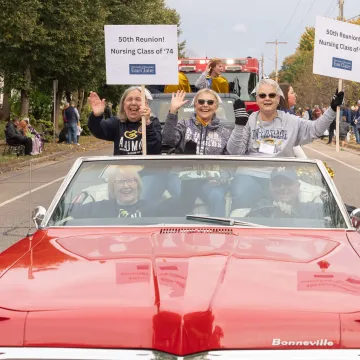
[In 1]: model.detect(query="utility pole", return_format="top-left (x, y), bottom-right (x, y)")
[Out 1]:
top-left (258, 54), bottom-right (265, 79)
top-left (266, 39), bottom-right (287, 82)
top-left (336, 0), bottom-right (344, 153)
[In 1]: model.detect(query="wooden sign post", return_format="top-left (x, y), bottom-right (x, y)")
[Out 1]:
top-left (141, 84), bottom-right (147, 155)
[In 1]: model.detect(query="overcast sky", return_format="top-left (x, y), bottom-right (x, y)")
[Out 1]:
top-left (165, 0), bottom-right (359, 76)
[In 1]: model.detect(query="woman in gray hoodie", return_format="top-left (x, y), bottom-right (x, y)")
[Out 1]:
top-left (226, 78), bottom-right (344, 210)
top-left (162, 89), bottom-right (231, 216)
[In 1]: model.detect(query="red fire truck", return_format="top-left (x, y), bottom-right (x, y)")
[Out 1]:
top-left (178, 57), bottom-right (260, 112)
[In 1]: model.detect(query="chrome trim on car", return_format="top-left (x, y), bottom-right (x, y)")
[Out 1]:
top-left (1, 348), bottom-right (360, 360)
top-left (41, 155), bottom-right (351, 229)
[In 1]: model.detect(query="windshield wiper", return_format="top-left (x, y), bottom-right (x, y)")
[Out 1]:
top-left (186, 215), bottom-right (266, 227)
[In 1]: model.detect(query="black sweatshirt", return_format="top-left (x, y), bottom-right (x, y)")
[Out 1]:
top-left (88, 113), bottom-right (162, 155)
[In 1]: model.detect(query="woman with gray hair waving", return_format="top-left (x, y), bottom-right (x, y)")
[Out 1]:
top-left (88, 87), bottom-right (162, 155)
top-left (162, 89), bottom-right (233, 217)
top-left (227, 78), bottom-right (344, 156)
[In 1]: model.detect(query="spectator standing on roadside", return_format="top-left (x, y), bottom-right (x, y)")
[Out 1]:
top-left (64, 101), bottom-right (80, 145)
top-left (339, 115), bottom-right (350, 148)
top-left (312, 105), bottom-right (322, 120)
top-left (62, 102), bottom-right (69, 128)
top-left (354, 102), bottom-right (360, 144)
top-left (76, 121), bottom-right (83, 144)
top-left (350, 105), bottom-right (360, 144)
top-left (327, 118), bottom-right (336, 145)
top-left (302, 109), bottom-right (310, 120)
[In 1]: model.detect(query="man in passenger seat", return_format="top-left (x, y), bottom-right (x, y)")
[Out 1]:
top-left (246, 167), bottom-right (324, 220)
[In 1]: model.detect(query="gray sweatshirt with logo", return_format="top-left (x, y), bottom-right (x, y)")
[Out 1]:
top-left (226, 108), bottom-right (336, 157)
top-left (162, 112), bottom-right (231, 155)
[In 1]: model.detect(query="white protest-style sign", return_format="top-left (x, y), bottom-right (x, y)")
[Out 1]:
top-left (313, 16), bottom-right (360, 82)
top-left (104, 25), bottom-right (178, 85)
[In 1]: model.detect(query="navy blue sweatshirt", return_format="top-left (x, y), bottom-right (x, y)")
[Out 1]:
top-left (88, 113), bottom-right (162, 155)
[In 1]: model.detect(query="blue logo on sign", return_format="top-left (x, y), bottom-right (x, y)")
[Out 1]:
top-left (332, 57), bottom-right (352, 71)
top-left (129, 64), bottom-right (156, 75)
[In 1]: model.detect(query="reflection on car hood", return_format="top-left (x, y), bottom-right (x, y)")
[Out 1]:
top-left (0, 228), bottom-right (359, 352)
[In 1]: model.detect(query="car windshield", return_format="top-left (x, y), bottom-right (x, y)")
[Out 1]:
top-left (150, 97), bottom-right (235, 127)
top-left (185, 72), bottom-right (257, 101)
top-left (47, 158), bottom-right (347, 229)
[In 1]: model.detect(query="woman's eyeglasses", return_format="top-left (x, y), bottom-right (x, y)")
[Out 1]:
top-left (114, 178), bottom-right (136, 187)
top-left (258, 93), bottom-right (277, 99)
top-left (197, 99), bottom-right (215, 105)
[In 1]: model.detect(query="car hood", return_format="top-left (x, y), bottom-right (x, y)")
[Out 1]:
top-left (1, 227), bottom-right (359, 352)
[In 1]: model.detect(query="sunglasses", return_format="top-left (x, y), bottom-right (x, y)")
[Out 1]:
top-left (197, 99), bottom-right (215, 105)
top-left (258, 93), bottom-right (277, 99)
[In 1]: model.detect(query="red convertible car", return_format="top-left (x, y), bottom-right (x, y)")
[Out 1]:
top-left (1, 155), bottom-right (360, 359)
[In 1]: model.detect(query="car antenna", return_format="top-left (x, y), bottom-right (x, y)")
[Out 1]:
top-left (26, 159), bottom-right (34, 237)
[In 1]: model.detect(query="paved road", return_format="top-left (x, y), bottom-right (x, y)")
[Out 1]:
top-left (1, 140), bottom-right (360, 253)
top-left (0, 145), bottom-right (113, 252)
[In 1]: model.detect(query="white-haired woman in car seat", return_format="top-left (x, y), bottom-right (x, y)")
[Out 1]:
top-left (72, 167), bottom-right (151, 219)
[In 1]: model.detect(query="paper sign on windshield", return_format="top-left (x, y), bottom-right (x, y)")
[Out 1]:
top-left (104, 25), bottom-right (178, 85)
top-left (313, 16), bottom-right (360, 82)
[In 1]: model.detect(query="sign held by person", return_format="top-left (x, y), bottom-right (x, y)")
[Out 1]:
top-left (313, 16), bottom-right (360, 82)
top-left (104, 25), bottom-right (178, 85)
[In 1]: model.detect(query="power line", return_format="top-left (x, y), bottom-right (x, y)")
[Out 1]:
top-left (348, 14), bottom-right (360, 20)
top-left (324, 0), bottom-right (336, 17)
top-left (277, 0), bottom-right (302, 40)
top-left (291, 0), bottom-right (316, 36)
top-left (328, 1), bottom-right (339, 17)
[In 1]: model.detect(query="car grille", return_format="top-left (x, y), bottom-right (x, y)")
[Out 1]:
top-left (160, 228), bottom-right (235, 235)
top-left (0, 348), bottom-right (360, 360)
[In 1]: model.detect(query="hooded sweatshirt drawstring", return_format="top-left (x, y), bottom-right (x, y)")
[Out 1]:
top-left (196, 115), bottom-right (211, 154)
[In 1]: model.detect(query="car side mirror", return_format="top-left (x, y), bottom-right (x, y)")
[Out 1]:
top-left (32, 206), bottom-right (46, 229)
top-left (350, 208), bottom-right (360, 231)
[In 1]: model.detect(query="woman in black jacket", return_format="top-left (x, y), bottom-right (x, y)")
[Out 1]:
top-left (88, 87), bottom-right (162, 155)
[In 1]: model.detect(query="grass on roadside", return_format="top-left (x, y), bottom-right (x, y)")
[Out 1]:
top-left (0, 136), bottom-right (111, 166)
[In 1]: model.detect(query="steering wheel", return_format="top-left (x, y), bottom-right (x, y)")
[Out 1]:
top-left (71, 191), bottom-right (96, 205)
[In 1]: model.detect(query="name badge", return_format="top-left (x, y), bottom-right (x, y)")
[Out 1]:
top-left (259, 142), bottom-right (275, 155)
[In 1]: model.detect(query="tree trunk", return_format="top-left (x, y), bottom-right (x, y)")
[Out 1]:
top-left (1, 74), bottom-right (11, 121)
top-left (82, 91), bottom-right (88, 110)
top-left (55, 89), bottom-right (62, 131)
top-left (20, 66), bottom-right (31, 116)
top-left (65, 91), bottom-right (71, 103)
top-left (78, 89), bottom-right (85, 115)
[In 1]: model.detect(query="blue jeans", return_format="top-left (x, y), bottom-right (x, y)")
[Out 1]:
top-left (141, 173), bottom-right (181, 201)
top-left (353, 125), bottom-right (360, 143)
top-left (67, 123), bottom-right (78, 144)
top-left (198, 182), bottom-right (228, 217)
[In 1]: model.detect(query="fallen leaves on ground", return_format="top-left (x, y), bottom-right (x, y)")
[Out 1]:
top-left (0, 137), bottom-right (111, 168)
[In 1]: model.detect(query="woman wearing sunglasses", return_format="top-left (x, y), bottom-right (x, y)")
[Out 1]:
top-left (162, 89), bottom-right (232, 216)
top-left (227, 78), bottom-right (344, 157)
top-left (226, 78), bottom-right (344, 210)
